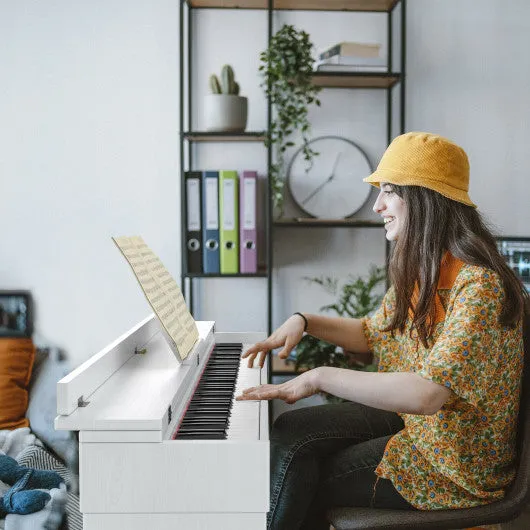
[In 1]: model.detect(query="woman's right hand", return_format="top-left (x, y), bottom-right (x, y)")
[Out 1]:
top-left (241, 314), bottom-right (306, 368)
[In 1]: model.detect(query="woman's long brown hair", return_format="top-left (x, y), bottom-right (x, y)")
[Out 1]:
top-left (385, 184), bottom-right (530, 347)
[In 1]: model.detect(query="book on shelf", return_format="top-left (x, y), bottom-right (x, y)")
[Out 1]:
top-left (316, 64), bottom-right (388, 73)
top-left (319, 41), bottom-right (381, 61)
top-left (317, 55), bottom-right (386, 67)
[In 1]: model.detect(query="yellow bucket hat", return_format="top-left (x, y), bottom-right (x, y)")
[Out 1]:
top-left (363, 132), bottom-right (476, 208)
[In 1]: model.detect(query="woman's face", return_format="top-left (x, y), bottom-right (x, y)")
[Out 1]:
top-left (372, 183), bottom-right (407, 241)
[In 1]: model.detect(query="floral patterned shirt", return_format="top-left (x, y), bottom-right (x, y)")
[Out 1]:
top-left (361, 263), bottom-right (524, 510)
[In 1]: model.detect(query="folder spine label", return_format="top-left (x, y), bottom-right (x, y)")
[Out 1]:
top-left (205, 178), bottom-right (219, 230)
top-left (242, 177), bottom-right (256, 230)
top-left (187, 179), bottom-right (201, 231)
top-left (222, 179), bottom-right (236, 230)
top-left (184, 171), bottom-right (203, 274)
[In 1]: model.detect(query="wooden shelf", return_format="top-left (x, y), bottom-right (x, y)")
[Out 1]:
top-left (183, 131), bottom-right (266, 142)
top-left (312, 72), bottom-right (401, 89)
top-left (274, 218), bottom-right (384, 228)
top-left (184, 272), bottom-right (268, 278)
top-left (187, 0), bottom-right (399, 12)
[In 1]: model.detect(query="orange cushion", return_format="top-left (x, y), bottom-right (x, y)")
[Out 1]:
top-left (0, 338), bottom-right (35, 429)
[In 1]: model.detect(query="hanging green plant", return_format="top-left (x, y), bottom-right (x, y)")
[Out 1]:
top-left (259, 24), bottom-right (321, 214)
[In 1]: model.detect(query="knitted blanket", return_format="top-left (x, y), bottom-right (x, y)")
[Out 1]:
top-left (0, 428), bottom-right (81, 530)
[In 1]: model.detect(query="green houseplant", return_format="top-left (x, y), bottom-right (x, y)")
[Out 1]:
top-left (294, 266), bottom-right (386, 400)
top-left (259, 25), bottom-right (321, 214)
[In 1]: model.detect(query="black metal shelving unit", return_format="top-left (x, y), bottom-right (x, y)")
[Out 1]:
top-left (179, 0), bottom-right (406, 374)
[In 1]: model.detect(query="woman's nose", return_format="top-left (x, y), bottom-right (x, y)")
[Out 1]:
top-left (373, 191), bottom-right (384, 214)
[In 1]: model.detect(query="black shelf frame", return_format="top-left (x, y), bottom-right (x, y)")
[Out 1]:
top-left (179, 0), bottom-right (275, 334)
top-left (183, 131), bottom-right (267, 141)
top-left (184, 272), bottom-right (269, 278)
top-left (178, 0), bottom-right (406, 363)
top-left (184, 0), bottom-right (400, 12)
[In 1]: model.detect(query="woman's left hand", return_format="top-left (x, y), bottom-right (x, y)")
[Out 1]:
top-left (236, 369), bottom-right (321, 404)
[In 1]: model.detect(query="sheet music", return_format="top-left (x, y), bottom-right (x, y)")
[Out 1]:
top-left (112, 236), bottom-right (199, 361)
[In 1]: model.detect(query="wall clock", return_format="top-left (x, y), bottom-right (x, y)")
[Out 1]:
top-left (286, 135), bottom-right (373, 219)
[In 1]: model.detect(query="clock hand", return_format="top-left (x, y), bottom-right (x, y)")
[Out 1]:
top-left (329, 151), bottom-right (342, 177)
top-left (301, 175), bottom-right (333, 205)
top-left (301, 152), bottom-right (343, 206)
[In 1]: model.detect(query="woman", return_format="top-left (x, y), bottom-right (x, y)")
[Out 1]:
top-left (237, 132), bottom-right (529, 530)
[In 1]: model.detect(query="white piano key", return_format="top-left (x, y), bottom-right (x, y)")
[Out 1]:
top-left (226, 347), bottom-right (263, 440)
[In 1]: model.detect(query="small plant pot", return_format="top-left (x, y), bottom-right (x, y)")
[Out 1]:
top-left (204, 94), bottom-right (248, 132)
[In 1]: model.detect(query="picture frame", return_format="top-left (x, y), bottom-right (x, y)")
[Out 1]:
top-left (496, 236), bottom-right (530, 292)
top-left (0, 290), bottom-right (33, 338)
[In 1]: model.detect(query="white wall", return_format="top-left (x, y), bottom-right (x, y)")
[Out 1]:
top-left (1, 0), bottom-right (529, 367)
top-left (1, 0), bottom-right (180, 366)
top-left (407, 0), bottom-right (530, 234)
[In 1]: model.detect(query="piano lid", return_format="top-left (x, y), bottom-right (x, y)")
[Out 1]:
top-left (55, 318), bottom-right (215, 433)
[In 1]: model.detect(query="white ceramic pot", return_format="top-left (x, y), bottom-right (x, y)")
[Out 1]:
top-left (204, 94), bottom-right (248, 132)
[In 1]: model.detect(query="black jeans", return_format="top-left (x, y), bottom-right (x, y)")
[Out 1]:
top-left (267, 402), bottom-right (417, 530)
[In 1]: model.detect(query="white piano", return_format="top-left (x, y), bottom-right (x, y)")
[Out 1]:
top-left (55, 315), bottom-right (269, 530)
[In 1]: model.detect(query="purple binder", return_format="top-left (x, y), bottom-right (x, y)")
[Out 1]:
top-left (239, 171), bottom-right (257, 274)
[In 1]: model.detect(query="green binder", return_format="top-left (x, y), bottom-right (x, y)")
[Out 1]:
top-left (219, 170), bottom-right (239, 274)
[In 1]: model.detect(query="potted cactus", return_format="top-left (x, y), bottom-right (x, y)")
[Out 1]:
top-left (204, 64), bottom-right (248, 132)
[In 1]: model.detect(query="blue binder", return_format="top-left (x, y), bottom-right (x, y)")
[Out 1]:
top-left (201, 171), bottom-right (220, 274)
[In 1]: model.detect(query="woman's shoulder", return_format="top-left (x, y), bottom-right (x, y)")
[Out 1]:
top-left (453, 262), bottom-right (503, 294)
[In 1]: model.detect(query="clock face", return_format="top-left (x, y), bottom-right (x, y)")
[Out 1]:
top-left (287, 136), bottom-right (373, 219)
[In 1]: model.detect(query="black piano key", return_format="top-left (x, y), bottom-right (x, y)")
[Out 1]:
top-left (190, 395), bottom-right (233, 400)
top-left (180, 422), bottom-right (228, 428)
top-left (187, 401), bottom-right (231, 405)
top-left (197, 386), bottom-right (235, 391)
top-left (186, 408), bottom-right (229, 413)
top-left (175, 433), bottom-right (226, 440)
top-left (173, 342), bottom-right (244, 441)
top-left (181, 417), bottom-right (228, 423)
top-left (185, 414), bottom-right (230, 419)
top-left (188, 407), bottom-right (231, 410)
top-left (189, 401), bottom-right (232, 407)
top-left (195, 388), bottom-right (232, 396)
top-left (178, 425), bottom-right (226, 433)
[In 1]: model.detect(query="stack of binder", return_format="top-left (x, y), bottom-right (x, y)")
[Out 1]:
top-left (184, 170), bottom-right (259, 275)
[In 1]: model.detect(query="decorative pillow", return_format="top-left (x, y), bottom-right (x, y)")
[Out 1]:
top-left (27, 348), bottom-right (78, 467)
top-left (0, 338), bottom-right (35, 429)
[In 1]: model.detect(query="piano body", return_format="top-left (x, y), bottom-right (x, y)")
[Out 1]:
top-left (55, 315), bottom-right (269, 530)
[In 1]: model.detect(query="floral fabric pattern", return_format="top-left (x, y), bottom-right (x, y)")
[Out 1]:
top-left (361, 264), bottom-right (524, 510)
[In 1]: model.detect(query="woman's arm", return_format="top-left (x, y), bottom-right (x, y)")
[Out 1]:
top-left (315, 367), bottom-right (451, 415)
top-left (238, 367), bottom-right (452, 416)
top-left (242, 313), bottom-right (372, 368)
top-left (304, 314), bottom-right (371, 355)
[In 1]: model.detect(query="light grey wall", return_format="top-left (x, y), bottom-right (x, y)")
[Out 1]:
top-left (1, 0), bottom-right (529, 366)
top-left (1, 0), bottom-right (180, 366)
top-left (407, 0), bottom-right (530, 233)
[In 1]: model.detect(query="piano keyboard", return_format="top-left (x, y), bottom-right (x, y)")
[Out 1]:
top-left (173, 343), bottom-right (261, 441)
